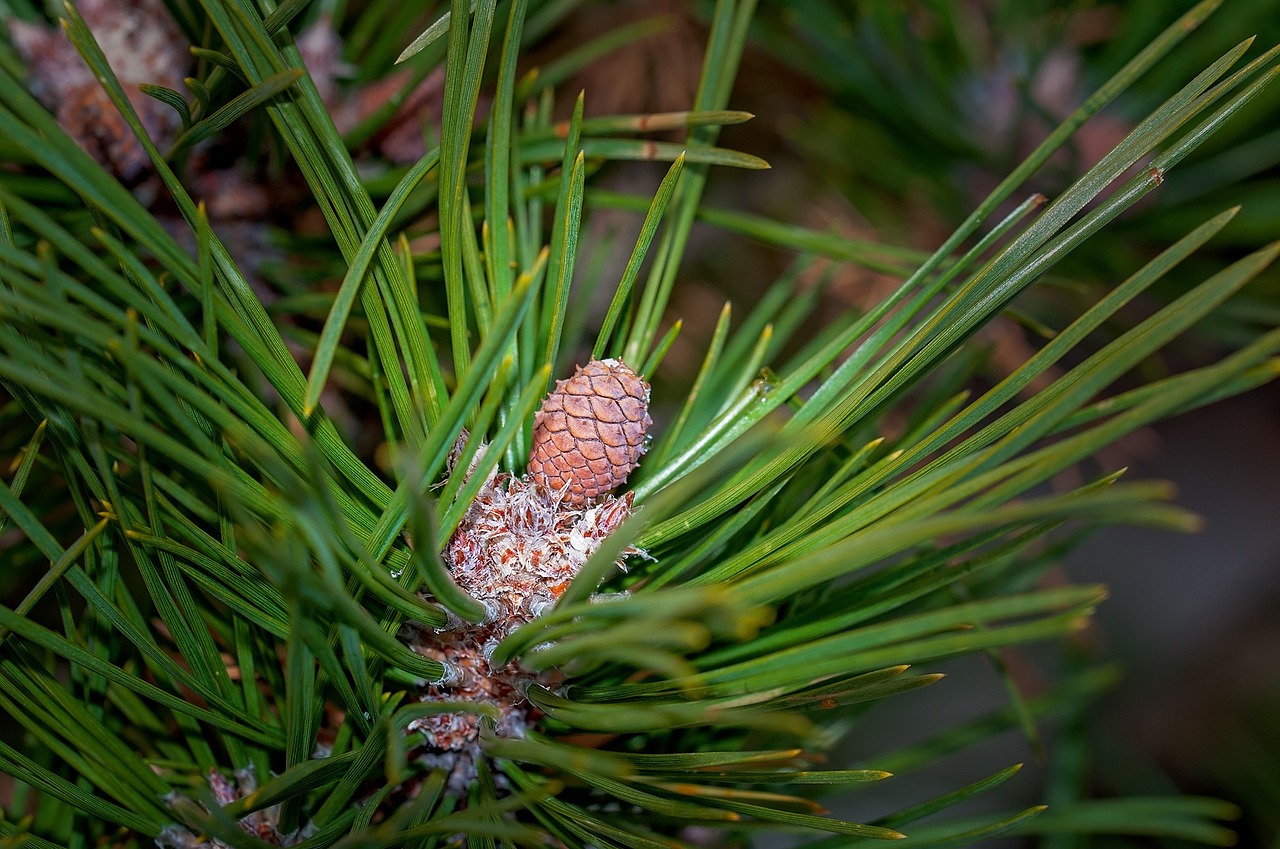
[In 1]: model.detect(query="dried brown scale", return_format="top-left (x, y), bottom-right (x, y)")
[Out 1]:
top-left (157, 768), bottom-right (309, 848)
top-left (408, 623), bottom-right (530, 758)
top-left (527, 358), bottom-right (652, 506)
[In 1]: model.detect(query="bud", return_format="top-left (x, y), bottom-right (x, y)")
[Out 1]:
top-left (527, 358), bottom-right (652, 506)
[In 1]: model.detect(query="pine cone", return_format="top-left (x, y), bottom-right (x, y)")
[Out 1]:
top-left (527, 358), bottom-right (652, 506)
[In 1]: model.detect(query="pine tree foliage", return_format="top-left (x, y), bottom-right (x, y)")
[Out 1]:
top-left (0, 0), bottom-right (1274, 846)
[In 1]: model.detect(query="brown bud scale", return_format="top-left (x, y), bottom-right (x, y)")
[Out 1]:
top-left (527, 358), bottom-right (651, 506)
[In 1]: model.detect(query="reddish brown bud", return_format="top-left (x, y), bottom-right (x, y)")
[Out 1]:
top-left (527, 358), bottom-right (652, 506)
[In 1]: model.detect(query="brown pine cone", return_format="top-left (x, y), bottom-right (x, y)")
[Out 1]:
top-left (527, 358), bottom-right (652, 506)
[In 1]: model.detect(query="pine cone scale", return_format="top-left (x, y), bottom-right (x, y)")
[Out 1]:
top-left (588, 395), bottom-right (626, 423)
